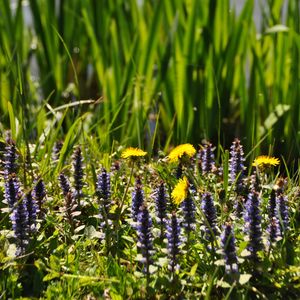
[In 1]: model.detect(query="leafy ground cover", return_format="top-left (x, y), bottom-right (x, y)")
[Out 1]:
top-left (0, 138), bottom-right (299, 299)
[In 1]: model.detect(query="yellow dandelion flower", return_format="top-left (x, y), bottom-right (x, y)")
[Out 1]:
top-left (252, 155), bottom-right (280, 168)
top-left (121, 147), bottom-right (147, 159)
top-left (168, 143), bottom-right (196, 163)
top-left (171, 176), bottom-right (189, 205)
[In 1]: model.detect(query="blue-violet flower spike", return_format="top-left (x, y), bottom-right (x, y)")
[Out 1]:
top-left (131, 178), bottom-right (144, 222)
top-left (244, 191), bottom-right (263, 259)
top-left (201, 192), bottom-right (217, 242)
top-left (166, 212), bottom-right (182, 273)
top-left (137, 205), bottom-right (154, 275)
top-left (220, 222), bottom-right (238, 274)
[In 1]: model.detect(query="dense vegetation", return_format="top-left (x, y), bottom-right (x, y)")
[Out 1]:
top-left (1, 139), bottom-right (300, 299)
top-left (0, 0), bottom-right (300, 160)
top-left (0, 0), bottom-right (300, 299)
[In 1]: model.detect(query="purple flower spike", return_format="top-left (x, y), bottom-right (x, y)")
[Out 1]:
top-left (220, 223), bottom-right (238, 274)
top-left (155, 182), bottom-right (167, 238)
top-left (276, 192), bottom-right (289, 233)
top-left (72, 146), bottom-right (84, 200)
top-left (131, 178), bottom-right (144, 222)
top-left (96, 168), bottom-right (111, 202)
top-left (199, 143), bottom-right (215, 174)
top-left (4, 176), bottom-right (21, 208)
top-left (181, 191), bottom-right (196, 233)
top-left (229, 139), bottom-right (246, 194)
top-left (25, 191), bottom-right (37, 234)
top-left (244, 191), bottom-right (263, 259)
top-left (137, 205), bottom-right (154, 275)
top-left (4, 139), bottom-right (18, 177)
top-left (166, 212), bottom-right (182, 273)
top-left (11, 191), bottom-right (28, 256)
top-left (96, 168), bottom-right (111, 227)
top-left (59, 173), bottom-right (72, 197)
top-left (33, 178), bottom-right (47, 218)
top-left (267, 217), bottom-right (281, 246)
top-left (268, 190), bottom-right (276, 219)
top-left (201, 192), bottom-right (217, 242)
top-left (52, 141), bottom-right (63, 161)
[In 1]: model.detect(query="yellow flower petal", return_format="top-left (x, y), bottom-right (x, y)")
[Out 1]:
top-left (171, 176), bottom-right (189, 205)
top-left (121, 147), bottom-right (147, 159)
top-left (252, 155), bottom-right (280, 168)
top-left (168, 143), bottom-right (196, 163)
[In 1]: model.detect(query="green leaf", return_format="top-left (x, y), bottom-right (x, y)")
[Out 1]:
top-left (43, 271), bottom-right (61, 282)
top-left (110, 291), bottom-right (123, 300)
top-left (262, 104), bottom-right (290, 133)
top-left (49, 255), bottom-right (60, 272)
top-left (7, 101), bottom-right (16, 140)
top-left (189, 263), bottom-right (198, 276)
top-left (157, 257), bottom-right (168, 267)
top-left (84, 225), bottom-right (102, 239)
top-left (217, 279), bottom-right (231, 288)
top-left (214, 259), bottom-right (225, 266)
top-left (239, 274), bottom-right (252, 285)
top-left (122, 235), bottom-right (134, 244)
top-left (240, 249), bottom-right (251, 257)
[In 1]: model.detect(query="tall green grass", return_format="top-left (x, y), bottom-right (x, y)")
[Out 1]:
top-left (0, 0), bottom-right (299, 161)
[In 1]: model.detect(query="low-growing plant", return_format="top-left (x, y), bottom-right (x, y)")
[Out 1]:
top-left (0, 138), bottom-right (299, 299)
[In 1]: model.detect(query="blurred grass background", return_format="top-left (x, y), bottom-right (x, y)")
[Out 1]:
top-left (0, 0), bottom-right (299, 163)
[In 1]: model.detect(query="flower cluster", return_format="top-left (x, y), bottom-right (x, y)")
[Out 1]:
top-left (131, 177), bottom-right (144, 222)
top-left (252, 155), bottom-right (280, 170)
top-left (201, 192), bottom-right (217, 242)
top-left (4, 138), bottom-right (18, 177)
top-left (52, 140), bottom-right (63, 161)
top-left (155, 182), bottom-right (167, 238)
top-left (33, 178), bottom-right (47, 218)
top-left (220, 223), bottom-right (238, 274)
top-left (3, 139), bottom-right (19, 209)
top-left (171, 176), bottom-right (189, 206)
top-left (180, 187), bottom-right (196, 233)
top-left (4, 176), bottom-right (20, 208)
top-left (25, 191), bottom-right (37, 234)
top-left (121, 147), bottom-right (147, 159)
top-left (168, 143), bottom-right (196, 163)
top-left (96, 168), bottom-right (111, 228)
top-left (73, 146), bottom-right (84, 200)
top-left (136, 205), bottom-right (154, 275)
top-left (276, 192), bottom-right (289, 233)
top-left (229, 138), bottom-right (246, 194)
top-left (199, 143), bottom-right (215, 174)
top-left (59, 173), bottom-right (72, 197)
top-left (166, 212), bottom-right (182, 273)
top-left (11, 194), bottom-right (28, 256)
top-left (244, 191), bottom-right (263, 259)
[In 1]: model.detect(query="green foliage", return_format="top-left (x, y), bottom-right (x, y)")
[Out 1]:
top-left (0, 1), bottom-right (300, 297)
top-left (0, 0), bottom-right (299, 160)
top-left (0, 137), bottom-right (300, 299)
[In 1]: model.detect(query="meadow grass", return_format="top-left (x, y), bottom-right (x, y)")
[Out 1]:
top-left (0, 0), bottom-right (299, 159)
